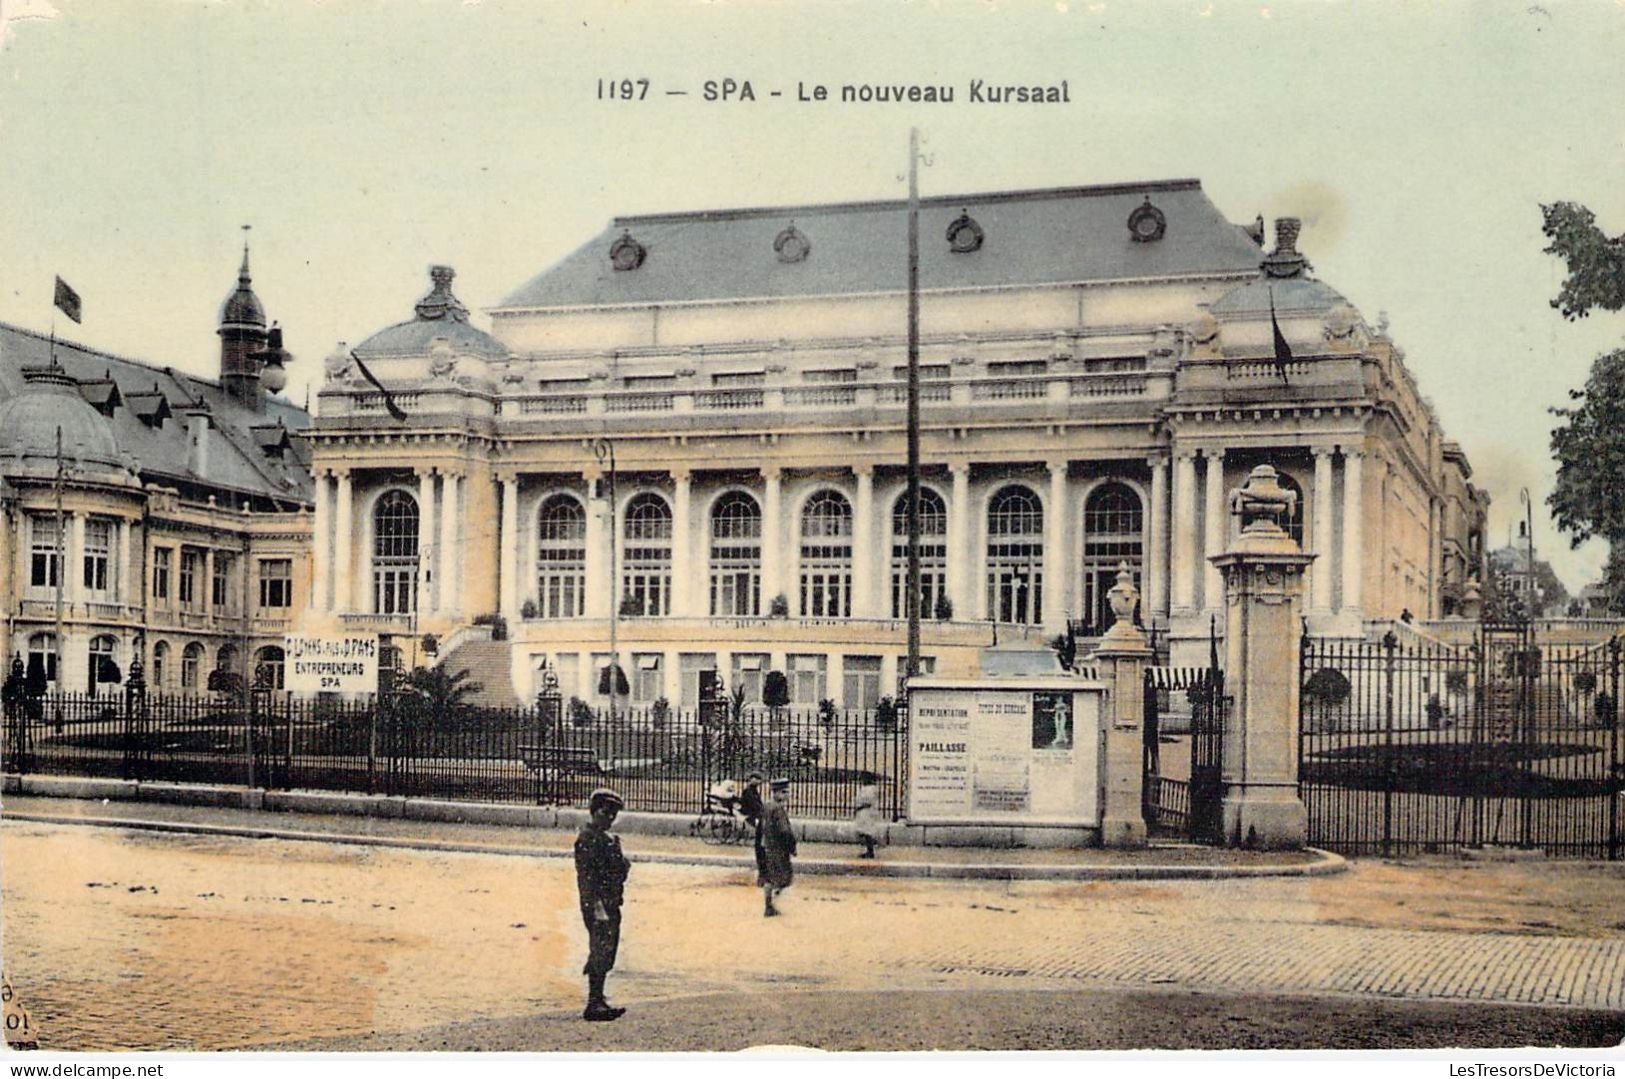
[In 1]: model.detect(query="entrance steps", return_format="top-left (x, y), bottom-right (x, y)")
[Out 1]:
top-left (434, 637), bottom-right (521, 708)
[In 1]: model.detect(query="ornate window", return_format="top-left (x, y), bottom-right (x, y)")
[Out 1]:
top-left (536, 494), bottom-right (586, 619)
top-left (372, 491), bottom-right (420, 615)
top-left (710, 492), bottom-right (761, 616)
top-left (212, 553), bottom-right (232, 610)
top-left (1081, 483), bottom-right (1143, 635)
top-left (152, 548), bottom-right (171, 601)
top-left (622, 493), bottom-right (672, 616)
top-left (255, 646), bottom-right (286, 690)
top-left (258, 559), bottom-right (293, 608)
top-left (29, 516), bottom-right (60, 589)
top-left (152, 640), bottom-right (169, 690)
top-left (181, 642), bottom-right (205, 691)
top-left (986, 485), bottom-right (1043, 625)
top-left (890, 488), bottom-right (948, 620)
top-left (800, 490), bottom-right (853, 618)
top-left (26, 632), bottom-right (57, 690)
top-left (179, 549), bottom-right (200, 608)
top-left (82, 519), bottom-right (111, 593)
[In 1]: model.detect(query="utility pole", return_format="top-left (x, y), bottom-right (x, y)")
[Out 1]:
top-left (905, 127), bottom-right (922, 683)
top-left (593, 437), bottom-right (619, 722)
top-left (53, 426), bottom-right (65, 697)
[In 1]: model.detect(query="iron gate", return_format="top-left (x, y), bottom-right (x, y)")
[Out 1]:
top-left (1300, 627), bottom-right (1624, 858)
top-left (1143, 662), bottom-right (1226, 843)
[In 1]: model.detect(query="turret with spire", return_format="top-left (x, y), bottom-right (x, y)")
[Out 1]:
top-left (218, 226), bottom-right (270, 409)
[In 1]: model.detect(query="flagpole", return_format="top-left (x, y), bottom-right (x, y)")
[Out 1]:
top-left (54, 426), bottom-right (65, 697)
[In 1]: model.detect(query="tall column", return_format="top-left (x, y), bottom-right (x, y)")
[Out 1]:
top-left (66, 512), bottom-right (85, 605)
top-left (948, 463), bottom-right (972, 621)
top-left (116, 519), bottom-right (132, 609)
top-left (439, 471), bottom-right (461, 617)
top-left (1311, 447), bottom-right (1335, 616)
top-left (1045, 460), bottom-right (1070, 632)
top-left (418, 469), bottom-right (437, 614)
top-left (1428, 497), bottom-right (1441, 619)
top-left (202, 548), bottom-right (215, 616)
top-left (499, 475), bottom-right (519, 622)
top-left (1145, 456), bottom-right (1168, 622)
top-left (851, 466), bottom-right (875, 618)
top-left (312, 471), bottom-right (331, 612)
top-left (584, 468), bottom-right (609, 620)
top-left (1341, 449), bottom-right (1364, 617)
top-left (670, 468), bottom-right (694, 617)
top-left (334, 470), bottom-right (354, 612)
top-left (1202, 448), bottom-right (1226, 614)
top-left (760, 466), bottom-right (782, 614)
top-left (1170, 451), bottom-right (1198, 614)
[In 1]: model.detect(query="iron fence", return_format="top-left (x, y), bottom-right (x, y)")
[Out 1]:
top-left (2, 687), bottom-right (909, 822)
top-left (1300, 630), bottom-right (1624, 858)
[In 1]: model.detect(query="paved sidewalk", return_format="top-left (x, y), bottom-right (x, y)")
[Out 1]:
top-left (0, 792), bottom-right (1340, 880)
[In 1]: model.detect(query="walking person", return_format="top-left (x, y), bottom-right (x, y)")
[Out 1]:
top-left (739, 770), bottom-right (767, 884)
top-left (574, 787), bottom-right (630, 1021)
top-left (759, 777), bottom-right (797, 916)
top-left (852, 772), bottom-right (882, 859)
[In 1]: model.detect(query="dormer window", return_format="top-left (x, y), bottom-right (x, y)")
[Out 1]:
top-left (128, 391), bottom-right (172, 429)
top-left (79, 379), bottom-right (122, 417)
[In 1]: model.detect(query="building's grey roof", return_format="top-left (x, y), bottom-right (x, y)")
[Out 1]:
top-left (0, 321), bottom-right (312, 507)
top-left (497, 179), bottom-right (1265, 310)
top-left (0, 365), bottom-right (126, 475)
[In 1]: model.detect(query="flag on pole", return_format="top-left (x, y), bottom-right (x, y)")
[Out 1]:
top-left (349, 350), bottom-right (408, 422)
top-left (53, 277), bottom-right (82, 324)
top-left (1269, 287), bottom-right (1292, 383)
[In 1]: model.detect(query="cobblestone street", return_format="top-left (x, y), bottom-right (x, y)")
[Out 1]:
top-left (4, 814), bottom-right (1624, 1051)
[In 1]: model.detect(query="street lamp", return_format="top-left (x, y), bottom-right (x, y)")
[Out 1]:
top-left (1519, 487), bottom-right (1535, 619)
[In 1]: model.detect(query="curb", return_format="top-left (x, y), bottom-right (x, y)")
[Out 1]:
top-left (1, 809), bottom-right (1348, 881)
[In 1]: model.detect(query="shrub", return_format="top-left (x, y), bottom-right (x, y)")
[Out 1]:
top-left (421, 633), bottom-right (439, 656)
top-left (568, 696), bottom-right (595, 728)
top-left (520, 599), bottom-right (538, 620)
top-left (875, 695), bottom-right (899, 732)
top-left (1574, 671), bottom-right (1598, 695)
top-left (619, 595), bottom-right (643, 617)
top-left (763, 671), bottom-right (790, 710)
top-left (650, 697), bottom-right (670, 730)
top-left (769, 593), bottom-right (790, 618)
top-left (473, 612), bottom-right (509, 641)
top-left (934, 594), bottom-right (953, 621)
top-left (1444, 669), bottom-right (1470, 695)
top-left (818, 698), bottom-right (838, 727)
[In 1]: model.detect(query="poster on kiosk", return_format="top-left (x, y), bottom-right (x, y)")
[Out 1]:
top-left (906, 676), bottom-right (1100, 827)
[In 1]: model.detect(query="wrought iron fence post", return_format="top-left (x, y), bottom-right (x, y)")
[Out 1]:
top-left (122, 655), bottom-right (147, 782)
top-left (1382, 630), bottom-right (1397, 858)
top-left (535, 668), bottom-right (560, 806)
top-left (1610, 637), bottom-right (1622, 862)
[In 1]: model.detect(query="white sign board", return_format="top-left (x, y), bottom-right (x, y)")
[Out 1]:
top-left (284, 634), bottom-right (380, 694)
top-left (907, 677), bottom-right (1100, 827)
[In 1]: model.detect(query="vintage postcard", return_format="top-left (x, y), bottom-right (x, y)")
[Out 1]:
top-left (1, 0), bottom-right (1623, 1069)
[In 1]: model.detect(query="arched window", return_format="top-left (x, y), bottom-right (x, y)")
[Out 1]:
top-left (181, 642), bottom-right (205, 692)
top-left (891, 488), bottom-right (948, 619)
top-left (622, 493), bottom-right (672, 616)
top-left (1082, 483), bottom-right (1144, 635)
top-left (800, 490), bottom-right (853, 617)
top-left (26, 632), bottom-right (57, 691)
top-left (255, 645), bottom-right (286, 690)
top-left (152, 641), bottom-right (170, 691)
top-left (987, 485), bottom-right (1043, 625)
top-left (215, 643), bottom-right (237, 674)
top-left (536, 494), bottom-right (587, 619)
top-left (372, 490), bottom-right (420, 615)
top-left (87, 635), bottom-right (119, 697)
top-left (710, 491), bottom-right (761, 616)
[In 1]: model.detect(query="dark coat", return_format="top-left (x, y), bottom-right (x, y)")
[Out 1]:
top-left (759, 799), bottom-right (797, 888)
top-left (573, 823), bottom-right (630, 918)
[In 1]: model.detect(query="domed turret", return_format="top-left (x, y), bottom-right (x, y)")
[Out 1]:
top-left (218, 230), bottom-right (272, 409)
top-left (0, 364), bottom-right (126, 478)
top-left (354, 266), bottom-right (508, 360)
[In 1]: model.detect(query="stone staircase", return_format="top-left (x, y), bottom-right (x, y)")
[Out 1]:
top-left (434, 637), bottom-right (522, 708)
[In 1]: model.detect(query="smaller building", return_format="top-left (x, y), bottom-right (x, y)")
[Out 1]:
top-left (1486, 532), bottom-right (1569, 620)
top-left (0, 246), bottom-right (313, 694)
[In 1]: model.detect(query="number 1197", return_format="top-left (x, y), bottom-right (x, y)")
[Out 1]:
top-left (599, 78), bottom-right (650, 100)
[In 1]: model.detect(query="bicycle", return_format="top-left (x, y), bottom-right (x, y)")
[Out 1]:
top-left (689, 780), bottom-right (756, 846)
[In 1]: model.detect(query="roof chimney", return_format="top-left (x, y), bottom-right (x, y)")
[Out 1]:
top-left (185, 400), bottom-right (211, 479)
top-left (1261, 217), bottom-right (1308, 278)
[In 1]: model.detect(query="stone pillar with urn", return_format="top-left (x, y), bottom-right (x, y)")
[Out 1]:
top-left (1208, 464), bottom-right (1314, 850)
top-left (1090, 562), bottom-right (1151, 849)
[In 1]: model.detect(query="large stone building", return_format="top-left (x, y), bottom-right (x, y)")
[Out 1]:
top-left (0, 249), bottom-right (313, 694)
top-left (300, 178), bottom-right (1489, 707)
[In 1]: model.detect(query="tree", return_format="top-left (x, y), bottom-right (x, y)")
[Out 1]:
top-left (397, 665), bottom-right (483, 728)
top-left (1543, 202), bottom-right (1625, 611)
top-left (1541, 202), bottom-right (1625, 320)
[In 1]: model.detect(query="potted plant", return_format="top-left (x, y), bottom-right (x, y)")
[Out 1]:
top-left (769, 593), bottom-right (789, 618)
top-left (817, 698), bottom-right (838, 728)
top-left (568, 695), bottom-right (595, 728)
top-left (934, 594), bottom-right (953, 621)
top-left (650, 696), bottom-right (670, 730)
top-left (520, 599), bottom-right (538, 620)
top-left (874, 695), bottom-right (899, 732)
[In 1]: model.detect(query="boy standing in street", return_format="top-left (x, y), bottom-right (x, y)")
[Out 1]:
top-left (759, 777), bottom-right (797, 916)
top-left (574, 787), bottom-right (630, 1021)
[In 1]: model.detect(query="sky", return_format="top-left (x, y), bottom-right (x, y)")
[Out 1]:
top-left (2, 0), bottom-right (1623, 590)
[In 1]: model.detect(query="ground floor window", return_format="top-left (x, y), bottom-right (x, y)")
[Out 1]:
top-left (987, 547), bottom-right (1042, 624)
top-left (731, 653), bottom-right (768, 706)
top-left (87, 635), bottom-right (119, 696)
top-left (788, 653), bottom-right (827, 705)
top-left (843, 655), bottom-right (882, 710)
top-left (679, 652), bottom-right (717, 709)
top-left (255, 646), bottom-right (286, 690)
top-left (26, 633), bottom-right (57, 691)
top-left (632, 653), bottom-right (663, 703)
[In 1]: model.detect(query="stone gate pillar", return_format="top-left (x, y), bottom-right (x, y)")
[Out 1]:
top-left (1209, 465), bottom-right (1314, 850)
top-left (1092, 564), bottom-right (1150, 849)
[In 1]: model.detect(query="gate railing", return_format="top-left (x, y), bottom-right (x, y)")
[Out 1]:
top-left (1143, 662), bottom-right (1226, 843)
top-left (1299, 627), bottom-right (1624, 859)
